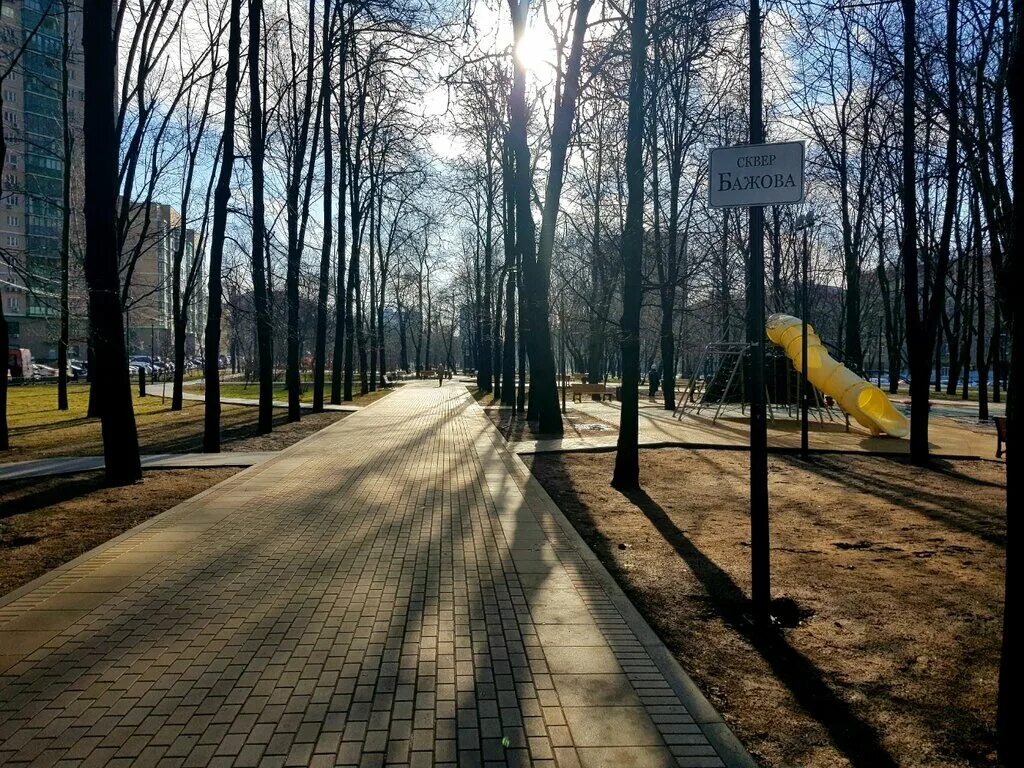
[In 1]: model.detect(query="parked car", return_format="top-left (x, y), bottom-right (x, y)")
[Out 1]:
top-left (32, 363), bottom-right (60, 379)
top-left (128, 356), bottom-right (155, 376)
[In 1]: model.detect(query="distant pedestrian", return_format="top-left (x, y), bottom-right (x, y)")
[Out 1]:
top-left (438, 366), bottom-right (445, 387)
top-left (648, 365), bottom-right (660, 400)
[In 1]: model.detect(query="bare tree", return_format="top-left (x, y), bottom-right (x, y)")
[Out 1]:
top-left (611, 0), bottom-right (647, 489)
top-left (83, 0), bottom-right (142, 483)
top-left (202, 0), bottom-right (243, 452)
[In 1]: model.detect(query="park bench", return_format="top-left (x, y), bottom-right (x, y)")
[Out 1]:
top-left (994, 416), bottom-right (1008, 459)
top-left (571, 383), bottom-right (614, 403)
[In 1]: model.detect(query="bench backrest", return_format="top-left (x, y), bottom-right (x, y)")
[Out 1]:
top-left (572, 383), bottom-right (608, 394)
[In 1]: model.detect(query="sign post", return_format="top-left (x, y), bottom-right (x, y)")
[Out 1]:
top-left (708, 2), bottom-right (806, 624)
top-left (709, 142), bottom-right (806, 209)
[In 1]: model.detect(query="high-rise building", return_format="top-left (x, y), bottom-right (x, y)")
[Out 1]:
top-left (122, 201), bottom-right (205, 359)
top-left (1, 0), bottom-right (86, 360)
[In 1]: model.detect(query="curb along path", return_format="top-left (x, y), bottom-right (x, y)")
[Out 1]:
top-left (0, 381), bottom-right (753, 767)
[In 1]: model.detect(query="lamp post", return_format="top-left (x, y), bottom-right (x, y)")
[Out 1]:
top-left (877, 317), bottom-right (883, 389)
top-left (559, 294), bottom-right (567, 415)
top-left (795, 211), bottom-right (814, 459)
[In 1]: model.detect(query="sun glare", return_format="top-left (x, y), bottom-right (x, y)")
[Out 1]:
top-left (514, 27), bottom-right (554, 73)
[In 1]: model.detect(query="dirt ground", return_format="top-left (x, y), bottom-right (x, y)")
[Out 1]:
top-left (526, 449), bottom-right (1006, 768)
top-left (0, 468), bottom-right (239, 598)
top-left (209, 409), bottom-right (348, 452)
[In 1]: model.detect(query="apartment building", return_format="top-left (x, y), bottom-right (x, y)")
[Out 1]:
top-left (123, 201), bottom-right (206, 359)
top-left (1, 0), bottom-right (86, 360)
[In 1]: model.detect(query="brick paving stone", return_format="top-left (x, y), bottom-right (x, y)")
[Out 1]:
top-left (0, 382), bottom-right (747, 767)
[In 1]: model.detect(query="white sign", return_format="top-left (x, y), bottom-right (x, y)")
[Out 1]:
top-left (709, 142), bottom-right (805, 208)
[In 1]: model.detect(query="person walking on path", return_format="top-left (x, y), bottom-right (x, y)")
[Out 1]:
top-left (438, 366), bottom-right (445, 387)
top-left (648, 364), bottom-right (660, 400)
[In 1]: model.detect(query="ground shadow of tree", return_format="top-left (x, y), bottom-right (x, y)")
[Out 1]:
top-left (533, 451), bottom-right (899, 768)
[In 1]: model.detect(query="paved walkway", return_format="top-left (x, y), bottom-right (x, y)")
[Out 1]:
top-left (0, 381), bottom-right (751, 767)
top-left (0, 453), bottom-right (277, 482)
top-left (513, 397), bottom-right (998, 459)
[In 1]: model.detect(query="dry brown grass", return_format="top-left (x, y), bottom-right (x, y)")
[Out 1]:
top-left (0, 468), bottom-right (238, 598)
top-left (528, 449), bottom-right (1006, 768)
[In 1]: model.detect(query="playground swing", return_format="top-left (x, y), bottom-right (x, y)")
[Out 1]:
top-left (675, 340), bottom-right (844, 427)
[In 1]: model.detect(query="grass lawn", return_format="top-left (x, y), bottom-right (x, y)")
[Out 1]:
top-left (3, 383), bottom-right (349, 463)
top-left (195, 380), bottom-right (396, 407)
top-left (529, 449), bottom-right (1006, 768)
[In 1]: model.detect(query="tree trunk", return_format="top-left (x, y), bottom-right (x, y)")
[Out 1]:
top-left (973, 195), bottom-right (990, 420)
top-left (507, 0), bottom-right (594, 435)
top-left (331, 20), bottom-right (349, 405)
top-left (202, 0), bottom-right (242, 453)
top-left (997, 1), bottom-right (1022, 760)
top-left (0, 301), bottom-right (8, 450)
top-left (313, 0), bottom-right (333, 413)
top-left (83, 0), bottom-right (142, 483)
top-left (611, 0), bottom-right (647, 490)
top-left (249, 0), bottom-right (273, 432)
top-left (901, 0), bottom-right (930, 464)
top-left (58, 0), bottom-right (72, 412)
top-left (501, 135), bottom-right (517, 406)
top-left (285, 0), bottom-right (319, 423)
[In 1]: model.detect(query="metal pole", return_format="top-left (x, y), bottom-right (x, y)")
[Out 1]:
top-left (877, 317), bottom-right (883, 388)
top-left (748, 0), bottom-right (771, 624)
top-left (560, 296), bottom-right (567, 414)
top-left (801, 225), bottom-right (809, 458)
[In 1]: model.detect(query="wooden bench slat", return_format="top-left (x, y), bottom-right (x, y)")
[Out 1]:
top-left (570, 384), bottom-right (614, 403)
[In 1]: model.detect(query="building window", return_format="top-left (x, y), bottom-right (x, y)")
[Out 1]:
top-left (6, 296), bottom-right (20, 313)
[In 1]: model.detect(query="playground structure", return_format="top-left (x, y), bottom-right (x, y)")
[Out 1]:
top-left (676, 314), bottom-right (909, 439)
top-left (675, 342), bottom-right (840, 425)
top-left (766, 313), bottom-right (908, 437)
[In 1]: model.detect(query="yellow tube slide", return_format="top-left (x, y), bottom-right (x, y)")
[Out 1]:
top-left (766, 313), bottom-right (909, 438)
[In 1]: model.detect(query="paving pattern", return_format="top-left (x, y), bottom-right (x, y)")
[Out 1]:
top-left (0, 382), bottom-right (750, 767)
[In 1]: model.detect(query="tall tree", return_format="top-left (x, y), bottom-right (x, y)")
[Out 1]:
top-left (203, 0), bottom-right (243, 452)
top-left (330, 5), bottom-right (350, 405)
top-left (171, 36), bottom-right (220, 412)
top-left (506, 0), bottom-right (596, 435)
top-left (57, 0), bottom-right (72, 412)
top-left (83, 0), bottom-right (142, 484)
top-left (281, 0), bottom-right (321, 422)
top-left (249, 0), bottom-right (274, 432)
top-left (612, 0), bottom-right (648, 489)
top-left (313, 0), bottom-right (335, 412)
top-left (999, 3), bottom-right (1021, 760)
